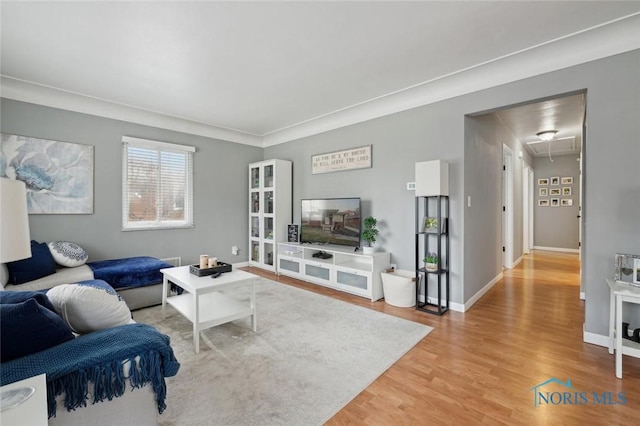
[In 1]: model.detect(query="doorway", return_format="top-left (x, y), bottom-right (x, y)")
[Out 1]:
top-left (502, 144), bottom-right (514, 269)
top-left (523, 163), bottom-right (533, 255)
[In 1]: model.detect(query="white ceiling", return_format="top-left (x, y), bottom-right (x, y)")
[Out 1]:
top-left (1, 2), bottom-right (639, 146)
top-left (494, 93), bottom-right (585, 158)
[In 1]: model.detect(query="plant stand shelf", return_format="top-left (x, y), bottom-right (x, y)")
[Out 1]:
top-left (415, 195), bottom-right (450, 316)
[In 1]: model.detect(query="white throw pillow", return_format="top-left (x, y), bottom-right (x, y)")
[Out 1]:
top-left (46, 280), bottom-right (134, 334)
top-left (47, 241), bottom-right (89, 267)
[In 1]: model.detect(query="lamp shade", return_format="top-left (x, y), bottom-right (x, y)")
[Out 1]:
top-left (415, 160), bottom-right (449, 196)
top-left (0, 178), bottom-right (32, 262)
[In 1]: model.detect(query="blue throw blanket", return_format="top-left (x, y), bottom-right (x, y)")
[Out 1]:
top-left (87, 256), bottom-right (172, 290)
top-left (0, 323), bottom-right (180, 418)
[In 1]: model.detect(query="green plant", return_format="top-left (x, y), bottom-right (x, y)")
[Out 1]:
top-left (361, 216), bottom-right (379, 247)
top-left (423, 252), bottom-right (438, 264)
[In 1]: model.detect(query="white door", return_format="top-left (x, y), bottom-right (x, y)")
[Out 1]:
top-left (523, 163), bottom-right (530, 255)
top-left (502, 145), bottom-right (514, 269)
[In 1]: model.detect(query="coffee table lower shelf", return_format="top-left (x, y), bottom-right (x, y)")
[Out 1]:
top-left (167, 292), bottom-right (254, 329)
top-left (161, 267), bottom-right (258, 353)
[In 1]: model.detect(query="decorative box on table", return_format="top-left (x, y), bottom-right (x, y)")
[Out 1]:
top-left (189, 262), bottom-right (232, 277)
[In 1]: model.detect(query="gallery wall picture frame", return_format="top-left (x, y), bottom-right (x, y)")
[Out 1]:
top-left (635, 258), bottom-right (640, 285)
top-left (538, 178), bottom-right (549, 186)
top-left (549, 188), bottom-right (561, 196)
top-left (550, 177), bottom-right (560, 185)
top-left (1, 133), bottom-right (94, 214)
top-left (561, 177), bottom-right (574, 185)
top-left (539, 188), bottom-right (548, 196)
top-left (561, 199), bottom-right (573, 207)
top-left (562, 187), bottom-right (572, 196)
top-left (551, 198), bottom-right (560, 206)
top-left (538, 199), bottom-right (550, 207)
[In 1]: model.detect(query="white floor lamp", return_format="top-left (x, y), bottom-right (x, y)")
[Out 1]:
top-left (0, 178), bottom-right (32, 264)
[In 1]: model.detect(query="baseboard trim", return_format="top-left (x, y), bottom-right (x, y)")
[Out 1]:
top-left (512, 255), bottom-right (524, 268)
top-left (233, 261), bottom-right (250, 268)
top-left (580, 291), bottom-right (585, 300)
top-left (463, 272), bottom-right (503, 312)
top-left (419, 273), bottom-right (504, 314)
top-left (583, 323), bottom-right (609, 348)
top-left (418, 296), bottom-right (465, 313)
top-left (533, 246), bottom-right (580, 254)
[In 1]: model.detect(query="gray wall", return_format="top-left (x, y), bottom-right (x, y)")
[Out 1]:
top-left (267, 49), bottom-right (640, 335)
top-left (533, 154), bottom-right (580, 250)
top-left (264, 106), bottom-right (465, 304)
top-left (0, 98), bottom-right (263, 265)
top-left (463, 113), bottom-right (533, 301)
top-left (581, 52), bottom-right (640, 335)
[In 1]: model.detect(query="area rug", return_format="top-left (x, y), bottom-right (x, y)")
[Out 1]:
top-left (133, 278), bottom-right (432, 425)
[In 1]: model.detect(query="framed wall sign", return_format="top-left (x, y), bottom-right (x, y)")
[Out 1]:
top-left (311, 145), bottom-right (371, 174)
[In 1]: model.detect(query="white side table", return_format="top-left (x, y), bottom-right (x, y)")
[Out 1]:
top-left (607, 278), bottom-right (640, 378)
top-left (0, 374), bottom-right (47, 426)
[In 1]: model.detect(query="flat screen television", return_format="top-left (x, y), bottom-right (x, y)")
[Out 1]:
top-left (300, 198), bottom-right (361, 247)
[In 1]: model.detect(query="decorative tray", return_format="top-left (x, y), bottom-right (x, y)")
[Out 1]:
top-left (189, 262), bottom-right (232, 277)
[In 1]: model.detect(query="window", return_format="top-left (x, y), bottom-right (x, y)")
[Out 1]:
top-left (122, 136), bottom-right (195, 230)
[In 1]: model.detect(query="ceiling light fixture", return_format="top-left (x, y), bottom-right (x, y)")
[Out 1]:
top-left (536, 130), bottom-right (558, 141)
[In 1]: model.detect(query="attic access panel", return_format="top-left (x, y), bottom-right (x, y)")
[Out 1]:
top-left (529, 138), bottom-right (577, 156)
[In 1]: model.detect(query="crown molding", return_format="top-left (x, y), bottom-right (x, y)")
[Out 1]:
top-left (1, 13), bottom-right (638, 148)
top-left (262, 12), bottom-right (640, 147)
top-left (0, 77), bottom-right (263, 147)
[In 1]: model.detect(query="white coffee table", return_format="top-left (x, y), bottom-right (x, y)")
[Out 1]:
top-left (161, 266), bottom-right (258, 353)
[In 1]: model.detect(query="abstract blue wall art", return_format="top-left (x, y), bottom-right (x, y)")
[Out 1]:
top-left (1, 133), bottom-right (94, 214)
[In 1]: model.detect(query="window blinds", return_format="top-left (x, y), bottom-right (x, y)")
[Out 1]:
top-left (122, 136), bottom-right (194, 230)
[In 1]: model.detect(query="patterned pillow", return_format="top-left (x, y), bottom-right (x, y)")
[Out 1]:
top-left (46, 280), bottom-right (133, 335)
top-left (48, 241), bottom-right (88, 267)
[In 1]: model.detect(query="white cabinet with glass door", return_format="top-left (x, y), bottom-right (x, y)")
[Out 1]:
top-left (249, 159), bottom-right (292, 271)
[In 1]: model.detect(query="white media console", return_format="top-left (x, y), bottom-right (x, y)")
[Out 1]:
top-left (277, 242), bottom-right (391, 301)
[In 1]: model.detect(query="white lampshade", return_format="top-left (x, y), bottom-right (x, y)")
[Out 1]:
top-left (0, 178), bottom-right (32, 262)
top-left (415, 160), bottom-right (449, 196)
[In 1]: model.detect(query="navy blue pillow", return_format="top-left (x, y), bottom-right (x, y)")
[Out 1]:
top-left (0, 291), bottom-right (57, 313)
top-left (0, 298), bottom-right (75, 362)
top-left (6, 240), bottom-right (57, 285)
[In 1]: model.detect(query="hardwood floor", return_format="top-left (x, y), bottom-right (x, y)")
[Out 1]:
top-left (243, 251), bottom-right (640, 425)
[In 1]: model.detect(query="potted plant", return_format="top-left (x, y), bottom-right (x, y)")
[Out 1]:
top-left (424, 252), bottom-right (438, 272)
top-left (361, 216), bottom-right (379, 254)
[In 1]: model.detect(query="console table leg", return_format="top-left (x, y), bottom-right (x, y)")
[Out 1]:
top-left (616, 295), bottom-right (623, 379)
top-left (609, 289), bottom-right (615, 354)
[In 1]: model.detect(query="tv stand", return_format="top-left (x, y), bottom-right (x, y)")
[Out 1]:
top-left (312, 251), bottom-right (333, 260)
top-left (277, 243), bottom-right (390, 301)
